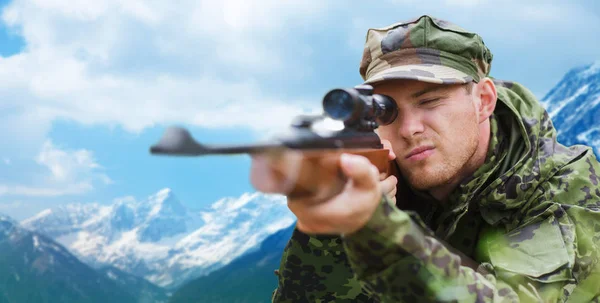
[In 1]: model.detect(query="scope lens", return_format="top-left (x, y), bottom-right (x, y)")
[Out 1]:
top-left (323, 90), bottom-right (355, 121)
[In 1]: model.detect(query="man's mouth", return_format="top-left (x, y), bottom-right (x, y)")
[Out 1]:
top-left (405, 146), bottom-right (435, 161)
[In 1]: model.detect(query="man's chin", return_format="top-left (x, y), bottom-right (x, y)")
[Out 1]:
top-left (404, 171), bottom-right (447, 191)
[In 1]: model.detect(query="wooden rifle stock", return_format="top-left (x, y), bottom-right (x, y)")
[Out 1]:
top-left (263, 148), bottom-right (399, 200)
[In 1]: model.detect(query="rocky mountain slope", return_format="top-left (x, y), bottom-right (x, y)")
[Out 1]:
top-left (0, 214), bottom-right (138, 303)
top-left (22, 189), bottom-right (294, 289)
top-left (541, 61), bottom-right (600, 156)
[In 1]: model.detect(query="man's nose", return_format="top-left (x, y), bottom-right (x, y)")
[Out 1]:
top-left (397, 112), bottom-right (425, 138)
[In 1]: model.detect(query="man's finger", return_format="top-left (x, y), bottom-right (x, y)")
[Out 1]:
top-left (249, 155), bottom-right (280, 193)
top-left (339, 153), bottom-right (379, 190)
top-left (249, 151), bottom-right (302, 194)
top-left (380, 175), bottom-right (398, 194)
top-left (381, 139), bottom-right (396, 161)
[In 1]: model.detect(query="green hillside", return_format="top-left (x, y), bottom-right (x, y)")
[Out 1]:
top-left (0, 218), bottom-right (137, 303)
top-left (169, 224), bottom-right (294, 303)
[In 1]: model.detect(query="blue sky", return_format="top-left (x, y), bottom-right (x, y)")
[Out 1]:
top-left (0, 0), bottom-right (599, 220)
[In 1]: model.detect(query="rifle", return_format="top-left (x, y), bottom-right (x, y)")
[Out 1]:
top-left (149, 85), bottom-right (483, 271)
top-left (149, 84), bottom-right (399, 199)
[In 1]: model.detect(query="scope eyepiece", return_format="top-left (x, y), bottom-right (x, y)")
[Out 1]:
top-left (322, 86), bottom-right (397, 128)
top-left (372, 94), bottom-right (398, 126)
top-left (322, 89), bottom-right (362, 123)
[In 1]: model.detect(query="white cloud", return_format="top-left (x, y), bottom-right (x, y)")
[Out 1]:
top-left (0, 183), bottom-right (93, 197)
top-left (0, 140), bottom-right (111, 197)
top-left (0, 0), bottom-right (598, 156)
top-left (35, 140), bottom-right (110, 183)
top-left (0, 0), bottom-right (327, 131)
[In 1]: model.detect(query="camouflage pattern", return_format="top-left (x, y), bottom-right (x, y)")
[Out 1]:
top-left (360, 15), bottom-right (493, 86)
top-left (271, 80), bottom-right (600, 302)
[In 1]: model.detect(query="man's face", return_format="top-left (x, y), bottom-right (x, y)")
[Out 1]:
top-left (373, 80), bottom-right (482, 191)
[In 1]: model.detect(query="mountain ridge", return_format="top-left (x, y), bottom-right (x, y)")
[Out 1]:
top-left (541, 61), bottom-right (600, 156)
top-left (0, 214), bottom-right (141, 303)
top-left (169, 223), bottom-right (295, 303)
top-left (22, 188), bottom-right (294, 289)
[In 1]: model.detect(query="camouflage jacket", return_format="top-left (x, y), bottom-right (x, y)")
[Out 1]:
top-left (271, 81), bottom-right (600, 303)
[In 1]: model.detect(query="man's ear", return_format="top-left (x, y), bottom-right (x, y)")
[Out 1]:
top-left (475, 77), bottom-right (497, 123)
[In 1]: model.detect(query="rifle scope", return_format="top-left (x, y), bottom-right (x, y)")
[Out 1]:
top-left (322, 85), bottom-right (398, 127)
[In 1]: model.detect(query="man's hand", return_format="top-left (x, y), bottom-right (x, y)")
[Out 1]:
top-left (380, 139), bottom-right (398, 205)
top-left (250, 140), bottom-right (397, 235)
top-left (291, 153), bottom-right (384, 235)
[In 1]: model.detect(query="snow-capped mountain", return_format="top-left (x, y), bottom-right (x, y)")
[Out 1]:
top-left (154, 191), bottom-right (294, 289)
top-left (170, 223), bottom-right (295, 303)
top-left (23, 189), bottom-right (191, 243)
top-left (541, 61), bottom-right (600, 156)
top-left (0, 214), bottom-right (140, 302)
top-left (22, 188), bottom-right (294, 289)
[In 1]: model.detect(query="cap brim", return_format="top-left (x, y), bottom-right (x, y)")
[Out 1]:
top-left (364, 64), bottom-right (473, 85)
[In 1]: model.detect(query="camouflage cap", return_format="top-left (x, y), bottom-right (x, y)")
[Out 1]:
top-left (359, 15), bottom-right (493, 85)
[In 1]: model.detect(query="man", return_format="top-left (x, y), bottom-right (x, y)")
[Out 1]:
top-left (250, 15), bottom-right (600, 302)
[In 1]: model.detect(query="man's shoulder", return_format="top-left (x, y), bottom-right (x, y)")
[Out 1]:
top-left (542, 149), bottom-right (600, 207)
top-left (492, 79), bottom-right (540, 110)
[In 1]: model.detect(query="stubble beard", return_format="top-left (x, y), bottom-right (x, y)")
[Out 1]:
top-left (399, 128), bottom-right (480, 191)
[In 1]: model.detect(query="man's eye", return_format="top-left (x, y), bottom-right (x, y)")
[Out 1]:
top-left (419, 98), bottom-right (440, 105)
